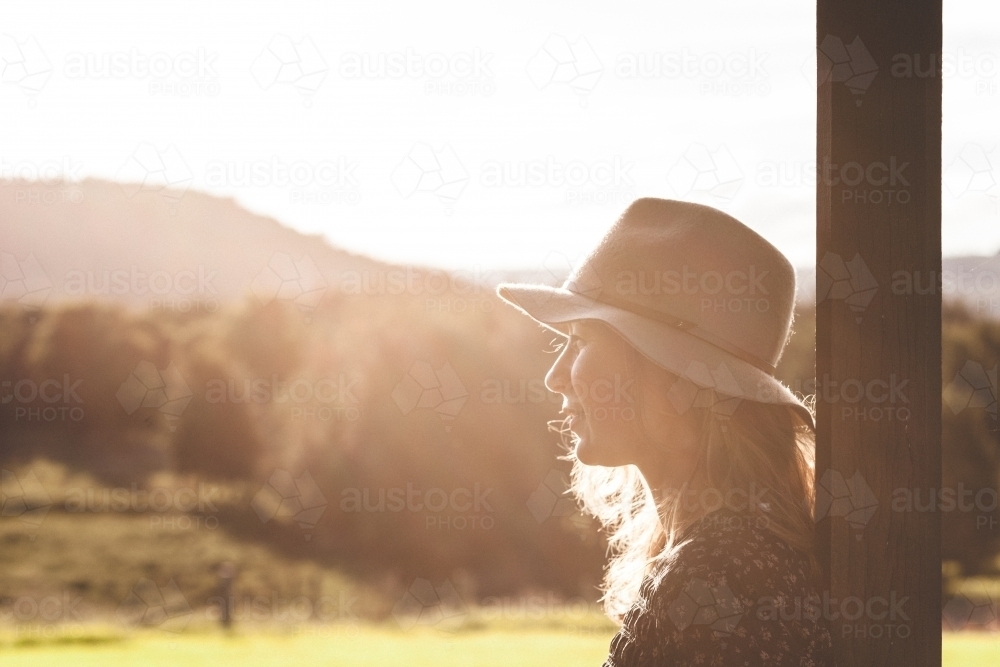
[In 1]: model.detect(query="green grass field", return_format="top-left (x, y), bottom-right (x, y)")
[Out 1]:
top-left (0, 627), bottom-right (612, 667)
top-left (0, 628), bottom-right (997, 666)
top-left (943, 633), bottom-right (1000, 665)
top-left (3, 472), bottom-right (998, 666)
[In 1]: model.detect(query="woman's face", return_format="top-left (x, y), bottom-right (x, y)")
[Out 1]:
top-left (545, 320), bottom-right (699, 475)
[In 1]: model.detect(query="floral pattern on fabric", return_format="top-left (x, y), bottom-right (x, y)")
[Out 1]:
top-left (603, 509), bottom-right (835, 667)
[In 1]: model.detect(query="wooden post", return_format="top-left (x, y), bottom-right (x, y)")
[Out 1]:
top-left (816, 1), bottom-right (941, 666)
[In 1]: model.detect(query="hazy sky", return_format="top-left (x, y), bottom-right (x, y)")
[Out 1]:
top-left (4, 0), bottom-right (998, 270)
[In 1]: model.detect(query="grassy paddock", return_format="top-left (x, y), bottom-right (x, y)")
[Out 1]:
top-left (0, 626), bottom-right (612, 667)
top-left (0, 626), bottom-right (997, 666)
top-left (943, 632), bottom-right (1000, 664)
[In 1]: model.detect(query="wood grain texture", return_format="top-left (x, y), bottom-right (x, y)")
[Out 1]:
top-left (816, 1), bottom-right (942, 665)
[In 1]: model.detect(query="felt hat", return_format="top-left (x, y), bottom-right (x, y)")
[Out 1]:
top-left (496, 197), bottom-right (813, 427)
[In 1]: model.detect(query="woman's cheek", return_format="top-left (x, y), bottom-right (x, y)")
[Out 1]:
top-left (572, 351), bottom-right (602, 404)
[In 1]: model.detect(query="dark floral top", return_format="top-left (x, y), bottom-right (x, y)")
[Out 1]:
top-left (603, 509), bottom-right (835, 667)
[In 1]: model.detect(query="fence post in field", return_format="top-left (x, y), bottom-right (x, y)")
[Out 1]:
top-left (218, 562), bottom-right (236, 629)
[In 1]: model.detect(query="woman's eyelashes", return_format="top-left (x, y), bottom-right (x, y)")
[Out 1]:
top-left (549, 340), bottom-right (566, 354)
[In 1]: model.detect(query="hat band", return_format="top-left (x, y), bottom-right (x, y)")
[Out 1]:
top-left (580, 290), bottom-right (778, 375)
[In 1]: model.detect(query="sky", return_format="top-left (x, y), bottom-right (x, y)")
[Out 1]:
top-left (3, 0), bottom-right (999, 271)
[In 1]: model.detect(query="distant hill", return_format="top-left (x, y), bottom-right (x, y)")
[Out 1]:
top-left (0, 179), bottom-right (390, 311)
top-left (5, 179), bottom-right (993, 316)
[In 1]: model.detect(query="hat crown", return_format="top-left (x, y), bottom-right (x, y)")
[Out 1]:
top-left (566, 198), bottom-right (796, 369)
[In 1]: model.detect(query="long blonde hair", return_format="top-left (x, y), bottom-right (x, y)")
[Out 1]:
top-left (559, 351), bottom-right (818, 622)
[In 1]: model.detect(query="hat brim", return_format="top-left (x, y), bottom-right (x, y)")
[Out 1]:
top-left (496, 282), bottom-right (815, 429)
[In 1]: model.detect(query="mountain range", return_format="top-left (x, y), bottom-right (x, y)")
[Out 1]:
top-left (1, 179), bottom-right (994, 314)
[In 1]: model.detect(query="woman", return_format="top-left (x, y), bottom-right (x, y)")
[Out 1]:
top-left (497, 198), bottom-right (835, 666)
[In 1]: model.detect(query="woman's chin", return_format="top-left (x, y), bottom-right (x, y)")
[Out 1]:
top-left (574, 436), bottom-right (624, 467)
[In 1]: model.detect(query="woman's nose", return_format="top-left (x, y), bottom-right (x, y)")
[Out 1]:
top-left (545, 345), bottom-right (572, 396)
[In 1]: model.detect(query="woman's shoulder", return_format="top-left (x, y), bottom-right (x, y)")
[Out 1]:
top-left (604, 509), bottom-right (834, 667)
top-left (660, 508), bottom-right (816, 600)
